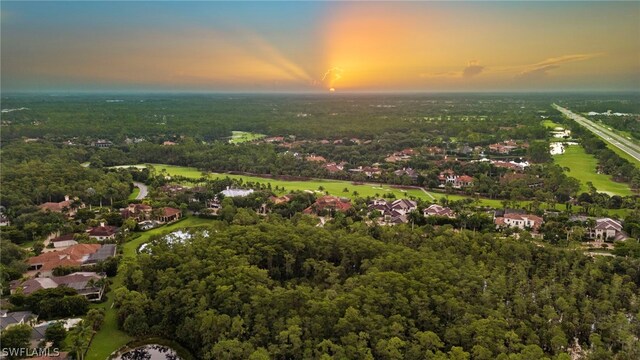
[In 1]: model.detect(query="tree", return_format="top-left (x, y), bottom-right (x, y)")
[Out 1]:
top-left (68, 321), bottom-right (92, 360)
top-left (0, 324), bottom-right (32, 359)
top-left (85, 308), bottom-right (105, 331)
top-left (45, 322), bottom-right (67, 348)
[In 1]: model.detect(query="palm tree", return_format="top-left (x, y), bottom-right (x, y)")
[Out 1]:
top-left (69, 321), bottom-right (92, 360)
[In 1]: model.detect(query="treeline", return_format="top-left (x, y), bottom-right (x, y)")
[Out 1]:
top-left (1, 94), bottom-right (557, 142)
top-left (114, 220), bottom-right (640, 359)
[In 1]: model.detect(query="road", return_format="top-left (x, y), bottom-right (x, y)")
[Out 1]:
top-left (133, 181), bottom-right (148, 200)
top-left (553, 104), bottom-right (640, 162)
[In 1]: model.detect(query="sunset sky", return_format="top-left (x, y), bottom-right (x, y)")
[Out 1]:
top-left (1, 1), bottom-right (639, 92)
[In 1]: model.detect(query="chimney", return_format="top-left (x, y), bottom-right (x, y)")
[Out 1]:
top-left (64, 195), bottom-right (70, 201)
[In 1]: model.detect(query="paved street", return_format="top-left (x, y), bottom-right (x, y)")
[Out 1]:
top-left (553, 104), bottom-right (640, 162)
top-left (133, 181), bottom-right (148, 200)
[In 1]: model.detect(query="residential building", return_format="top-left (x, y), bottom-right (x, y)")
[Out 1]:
top-left (92, 140), bottom-right (113, 148)
top-left (39, 195), bottom-right (85, 216)
top-left (349, 166), bottom-right (382, 178)
top-left (87, 223), bottom-right (118, 241)
top-left (11, 272), bottom-right (106, 301)
top-left (221, 187), bottom-right (254, 198)
top-left (495, 213), bottom-right (544, 232)
top-left (0, 311), bottom-right (37, 331)
top-left (303, 196), bottom-right (352, 215)
top-left (423, 204), bottom-right (456, 218)
top-left (306, 154), bottom-right (327, 162)
top-left (0, 214), bottom-right (10, 226)
top-left (588, 218), bottom-right (628, 242)
top-left (394, 167), bottom-right (419, 180)
top-left (26, 243), bottom-right (114, 278)
top-left (368, 199), bottom-right (418, 225)
top-left (156, 207), bottom-right (181, 223)
top-left (438, 171), bottom-right (474, 188)
top-left (50, 234), bottom-right (78, 248)
top-left (120, 203), bottom-right (152, 221)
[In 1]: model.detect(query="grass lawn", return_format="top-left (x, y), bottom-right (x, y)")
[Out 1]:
top-left (228, 131), bottom-right (266, 144)
top-left (86, 217), bottom-right (217, 359)
top-left (149, 163), bottom-right (434, 201)
top-left (121, 163), bottom-right (631, 216)
top-left (554, 144), bottom-right (633, 196)
top-left (127, 187), bottom-right (140, 200)
top-left (541, 119), bottom-right (562, 129)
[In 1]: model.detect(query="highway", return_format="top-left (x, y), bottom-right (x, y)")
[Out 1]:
top-left (553, 104), bottom-right (640, 162)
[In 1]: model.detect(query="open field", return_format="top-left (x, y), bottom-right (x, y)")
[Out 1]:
top-left (541, 119), bottom-right (562, 129)
top-left (228, 130), bottom-right (266, 144)
top-left (86, 217), bottom-right (216, 359)
top-left (554, 144), bottom-right (633, 196)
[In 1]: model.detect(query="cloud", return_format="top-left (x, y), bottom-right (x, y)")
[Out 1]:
top-left (420, 60), bottom-right (485, 80)
top-left (516, 53), bottom-right (601, 80)
top-left (462, 60), bottom-right (485, 79)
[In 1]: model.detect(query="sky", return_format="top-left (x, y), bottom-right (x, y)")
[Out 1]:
top-left (1, 1), bottom-right (639, 93)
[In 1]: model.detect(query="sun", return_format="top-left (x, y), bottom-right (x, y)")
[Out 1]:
top-left (329, 88), bottom-right (335, 92)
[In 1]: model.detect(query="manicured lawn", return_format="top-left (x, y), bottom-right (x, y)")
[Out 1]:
top-left (125, 163), bottom-right (631, 216)
top-left (228, 131), bottom-right (266, 144)
top-left (149, 163), bottom-right (434, 201)
top-left (127, 187), bottom-right (140, 200)
top-left (554, 144), bottom-right (633, 196)
top-left (541, 119), bottom-right (562, 129)
top-left (86, 217), bottom-right (217, 359)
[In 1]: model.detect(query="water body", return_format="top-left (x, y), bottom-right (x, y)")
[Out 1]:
top-left (138, 229), bottom-right (209, 253)
top-left (116, 344), bottom-right (181, 360)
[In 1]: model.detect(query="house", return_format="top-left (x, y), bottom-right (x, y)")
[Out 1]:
top-left (50, 234), bottom-right (78, 248)
top-left (162, 141), bottom-right (177, 146)
top-left (438, 171), bottom-right (474, 188)
top-left (39, 195), bottom-right (85, 216)
top-left (495, 213), bottom-right (543, 232)
top-left (368, 199), bottom-right (418, 225)
top-left (349, 166), bottom-right (382, 178)
top-left (120, 203), bottom-right (152, 221)
top-left (86, 223), bottom-right (118, 241)
top-left (26, 244), bottom-right (114, 278)
top-left (11, 272), bottom-right (106, 301)
top-left (0, 214), bottom-right (11, 226)
top-left (394, 167), bottom-right (419, 180)
top-left (269, 195), bottom-right (292, 205)
top-left (324, 162), bottom-right (345, 173)
top-left (423, 204), bottom-right (456, 218)
top-left (221, 187), bottom-right (254, 198)
top-left (588, 218), bottom-right (628, 242)
top-left (263, 136), bottom-right (285, 143)
top-left (157, 207), bottom-right (181, 223)
top-left (0, 311), bottom-right (37, 331)
top-left (304, 196), bottom-right (352, 215)
top-left (159, 184), bottom-right (187, 193)
top-left (92, 140), bottom-right (113, 148)
top-left (488, 140), bottom-right (528, 154)
top-left (306, 154), bottom-right (327, 163)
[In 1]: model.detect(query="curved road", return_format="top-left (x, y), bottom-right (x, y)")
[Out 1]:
top-left (133, 181), bottom-right (148, 200)
top-left (553, 104), bottom-right (640, 162)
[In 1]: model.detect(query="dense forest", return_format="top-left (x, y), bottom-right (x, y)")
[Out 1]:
top-left (114, 220), bottom-right (640, 359)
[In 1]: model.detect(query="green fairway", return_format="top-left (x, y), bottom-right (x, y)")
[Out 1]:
top-left (127, 187), bottom-right (140, 200)
top-left (117, 163), bottom-right (632, 216)
top-left (148, 163), bottom-right (434, 201)
top-left (541, 119), bottom-right (562, 129)
top-left (554, 144), bottom-right (633, 196)
top-left (86, 217), bottom-right (217, 359)
top-left (228, 131), bottom-right (266, 144)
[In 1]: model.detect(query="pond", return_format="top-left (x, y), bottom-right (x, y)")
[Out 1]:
top-left (116, 344), bottom-right (181, 360)
top-left (138, 229), bottom-right (209, 253)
